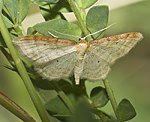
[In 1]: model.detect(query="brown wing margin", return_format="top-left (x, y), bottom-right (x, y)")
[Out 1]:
top-left (90, 32), bottom-right (143, 45)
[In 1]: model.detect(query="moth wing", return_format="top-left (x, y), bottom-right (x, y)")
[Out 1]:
top-left (82, 32), bottom-right (143, 81)
top-left (13, 36), bottom-right (77, 80)
top-left (35, 52), bottom-right (77, 80)
top-left (90, 32), bottom-right (143, 64)
top-left (82, 51), bottom-right (110, 81)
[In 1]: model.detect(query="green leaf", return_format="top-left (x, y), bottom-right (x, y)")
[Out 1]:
top-left (38, 0), bottom-right (71, 20)
top-left (39, 4), bottom-right (66, 20)
top-left (51, 0), bottom-right (71, 13)
top-left (2, 64), bottom-right (16, 72)
top-left (46, 96), bottom-right (70, 115)
top-left (0, 0), bottom-right (3, 12)
top-left (3, 0), bottom-right (17, 23)
top-left (0, 33), bottom-right (6, 47)
top-left (33, 19), bottom-right (82, 41)
top-left (116, 99), bottom-right (136, 121)
top-left (2, 14), bottom-right (13, 28)
top-left (18, 0), bottom-right (30, 23)
top-left (92, 109), bottom-right (116, 122)
top-left (90, 87), bottom-right (109, 108)
top-left (75, 0), bottom-right (98, 9)
top-left (38, 0), bottom-right (71, 12)
top-left (86, 6), bottom-right (109, 39)
top-left (69, 99), bottom-right (100, 122)
top-left (0, 46), bottom-right (14, 64)
top-left (39, 0), bottom-right (60, 3)
top-left (27, 27), bottom-right (37, 35)
top-left (45, 94), bottom-right (74, 115)
top-left (3, 0), bottom-right (29, 24)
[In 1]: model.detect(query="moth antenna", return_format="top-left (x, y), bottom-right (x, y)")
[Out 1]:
top-left (48, 30), bottom-right (81, 39)
top-left (80, 23), bottom-right (116, 40)
top-left (48, 31), bottom-right (58, 38)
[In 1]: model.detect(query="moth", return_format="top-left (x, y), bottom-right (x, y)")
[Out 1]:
top-left (13, 32), bottom-right (143, 84)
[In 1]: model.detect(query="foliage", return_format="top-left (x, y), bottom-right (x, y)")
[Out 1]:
top-left (0, 0), bottom-right (137, 122)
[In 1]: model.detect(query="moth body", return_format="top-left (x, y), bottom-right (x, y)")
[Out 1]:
top-left (74, 41), bottom-right (88, 84)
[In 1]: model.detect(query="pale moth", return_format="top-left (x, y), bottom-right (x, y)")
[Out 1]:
top-left (13, 32), bottom-right (143, 84)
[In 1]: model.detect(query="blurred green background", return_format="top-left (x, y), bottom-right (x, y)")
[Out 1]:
top-left (0, 0), bottom-right (150, 122)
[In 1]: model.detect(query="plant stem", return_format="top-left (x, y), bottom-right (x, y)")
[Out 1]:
top-left (52, 83), bottom-right (74, 114)
top-left (58, 91), bottom-right (74, 113)
top-left (103, 79), bottom-right (118, 117)
top-left (67, 0), bottom-right (90, 37)
top-left (0, 13), bottom-right (50, 122)
top-left (0, 91), bottom-right (36, 122)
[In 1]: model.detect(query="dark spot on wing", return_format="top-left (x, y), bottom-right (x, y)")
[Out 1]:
top-left (115, 41), bottom-right (119, 44)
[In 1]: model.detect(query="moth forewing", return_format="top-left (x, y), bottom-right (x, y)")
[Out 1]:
top-left (89, 32), bottom-right (143, 64)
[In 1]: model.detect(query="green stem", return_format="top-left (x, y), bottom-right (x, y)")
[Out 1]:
top-left (91, 108), bottom-right (116, 122)
top-left (52, 83), bottom-right (74, 114)
top-left (67, 0), bottom-right (90, 37)
top-left (103, 79), bottom-right (118, 117)
top-left (58, 91), bottom-right (74, 113)
top-left (0, 91), bottom-right (36, 122)
top-left (0, 14), bottom-right (50, 122)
